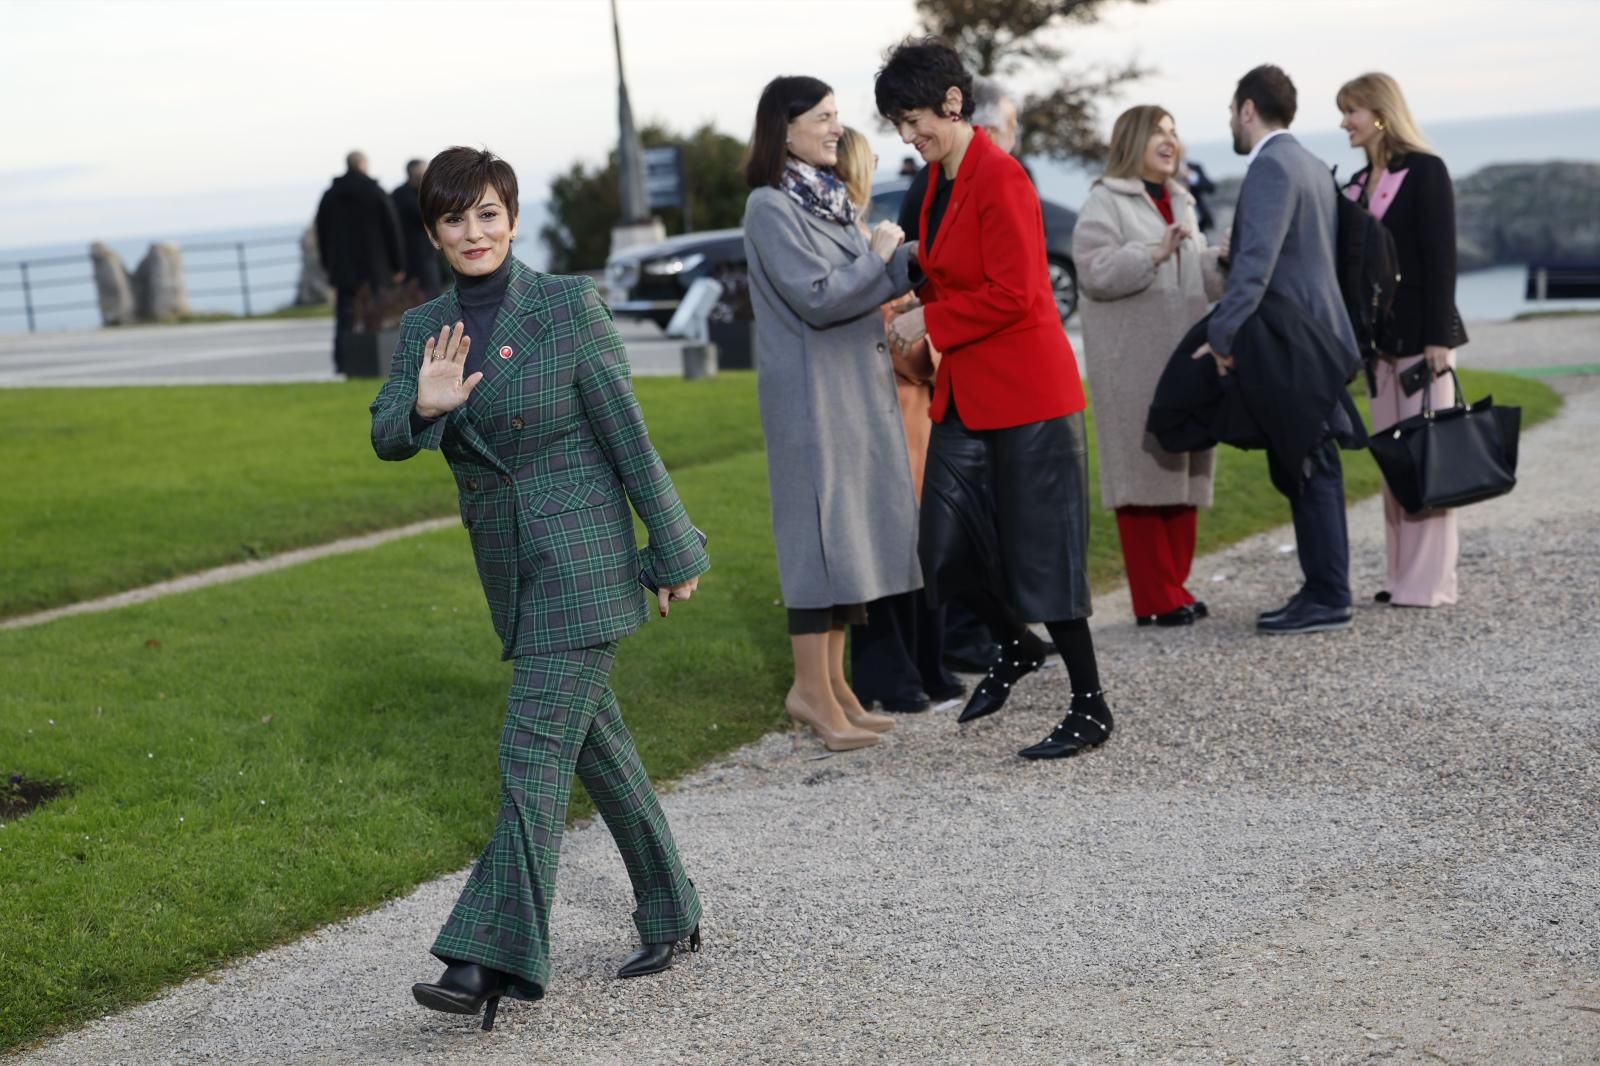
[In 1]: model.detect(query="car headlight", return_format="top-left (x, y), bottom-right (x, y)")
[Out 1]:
top-left (642, 252), bottom-right (706, 277)
top-left (608, 260), bottom-right (641, 291)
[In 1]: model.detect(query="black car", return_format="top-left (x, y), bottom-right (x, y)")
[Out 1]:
top-left (604, 179), bottom-right (1080, 334)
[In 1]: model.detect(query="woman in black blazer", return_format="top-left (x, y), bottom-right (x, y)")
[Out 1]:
top-left (1339, 72), bottom-right (1469, 608)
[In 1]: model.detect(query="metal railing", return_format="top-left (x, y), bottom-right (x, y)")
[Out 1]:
top-left (0, 235), bottom-right (305, 332)
top-left (180, 238), bottom-right (302, 318)
top-left (0, 254), bottom-right (97, 332)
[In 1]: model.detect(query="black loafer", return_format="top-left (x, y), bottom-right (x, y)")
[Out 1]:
top-left (925, 681), bottom-right (967, 703)
top-left (957, 632), bottom-right (1048, 723)
top-left (1019, 693), bottom-right (1114, 760)
top-left (1256, 598), bottom-right (1352, 635)
top-left (1374, 590), bottom-right (1392, 604)
top-left (1136, 605), bottom-right (1195, 627)
top-left (1191, 600), bottom-right (1209, 620)
top-left (881, 693), bottom-right (932, 713)
top-left (617, 924), bottom-right (701, 979)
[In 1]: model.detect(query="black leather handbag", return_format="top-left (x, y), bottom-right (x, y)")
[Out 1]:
top-left (1368, 369), bottom-right (1521, 514)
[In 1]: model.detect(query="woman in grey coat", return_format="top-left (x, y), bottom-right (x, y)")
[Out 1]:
top-left (1074, 105), bottom-right (1224, 627)
top-left (742, 75), bottom-right (921, 752)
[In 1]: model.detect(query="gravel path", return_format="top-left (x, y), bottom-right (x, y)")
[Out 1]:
top-left (17, 381), bottom-right (1600, 1065)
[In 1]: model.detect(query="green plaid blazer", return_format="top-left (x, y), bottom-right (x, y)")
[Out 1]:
top-left (370, 260), bottom-right (709, 658)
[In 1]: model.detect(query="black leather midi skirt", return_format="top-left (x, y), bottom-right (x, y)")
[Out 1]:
top-left (919, 403), bottom-right (1093, 622)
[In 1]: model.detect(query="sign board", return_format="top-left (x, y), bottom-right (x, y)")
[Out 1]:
top-left (643, 146), bottom-right (685, 210)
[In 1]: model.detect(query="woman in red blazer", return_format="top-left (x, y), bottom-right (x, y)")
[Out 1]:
top-left (877, 39), bottom-right (1112, 761)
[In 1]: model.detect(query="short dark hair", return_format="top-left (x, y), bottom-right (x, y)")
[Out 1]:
top-left (418, 147), bottom-right (518, 238)
top-left (745, 75), bottom-right (833, 189)
top-left (874, 37), bottom-right (975, 125)
top-left (1233, 65), bottom-right (1297, 128)
top-left (405, 158), bottom-right (425, 177)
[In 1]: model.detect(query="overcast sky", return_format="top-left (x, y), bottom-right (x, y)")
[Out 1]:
top-left (3, 0), bottom-right (1597, 249)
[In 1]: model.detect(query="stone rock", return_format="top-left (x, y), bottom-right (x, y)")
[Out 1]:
top-left (90, 242), bottom-right (136, 326)
top-left (132, 242), bottom-right (191, 321)
top-left (1455, 162), bottom-right (1600, 269)
top-left (296, 224), bottom-right (331, 307)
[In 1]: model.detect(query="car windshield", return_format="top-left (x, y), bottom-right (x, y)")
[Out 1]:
top-left (867, 188), bottom-right (906, 227)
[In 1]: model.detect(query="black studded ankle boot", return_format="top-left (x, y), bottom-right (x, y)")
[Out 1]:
top-left (1017, 690), bottom-right (1114, 760)
top-left (957, 630), bottom-right (1049, 724)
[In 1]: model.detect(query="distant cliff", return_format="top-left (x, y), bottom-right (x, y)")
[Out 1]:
top-left (1205, 161), bottom-right (1600, 270)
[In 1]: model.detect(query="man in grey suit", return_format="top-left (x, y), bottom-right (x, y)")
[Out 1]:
top-left (1196, 65), bottom-right (1361, 634)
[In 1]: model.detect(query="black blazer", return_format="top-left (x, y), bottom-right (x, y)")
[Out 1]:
top-left (1148, 290), bottom-right (1367, 489)
top-left (1347, 151), bottom-right (1469, 356)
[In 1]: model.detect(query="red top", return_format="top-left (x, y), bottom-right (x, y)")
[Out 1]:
top-left (918, 128), bottom-right (1084, 430)
top-left (1148, 182), bottom-right (1175, 225)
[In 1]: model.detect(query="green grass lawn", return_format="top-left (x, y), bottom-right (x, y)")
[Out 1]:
top-left (0, 368), bottom-right (1560, 1052)
top-left (0, 376), bottom-right (766, 618)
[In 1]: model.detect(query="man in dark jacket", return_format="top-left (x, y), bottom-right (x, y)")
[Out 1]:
top-left (1195, 66), bottom-right (1365, 635)
top-left (315, 151), bottom-right (403, 373)
top-left (391, 159), bottom-right (443, 301)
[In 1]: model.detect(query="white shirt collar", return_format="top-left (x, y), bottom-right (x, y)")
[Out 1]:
top-left (1245, 128), bottom-right (1289, 169)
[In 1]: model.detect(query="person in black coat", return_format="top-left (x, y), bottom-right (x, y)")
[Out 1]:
top-left (392, 159), bottom-right (444, 301)
top-left (315, 151), bottom-right (404, 373)
top-left (1338, 72), bottom-right (1469, 608)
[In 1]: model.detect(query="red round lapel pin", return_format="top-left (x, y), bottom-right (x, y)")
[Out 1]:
top-left (499, 345), bottom-right (514, 359)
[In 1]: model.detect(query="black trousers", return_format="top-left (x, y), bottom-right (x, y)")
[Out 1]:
top-left (1268, 435), bottom-right (1352, 608)
top-left (332, 285), bottom-right (360, 373)
top-left (849, 590), bottom-right (959, 704)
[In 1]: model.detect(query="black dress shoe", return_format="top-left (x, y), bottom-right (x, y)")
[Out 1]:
top-left (1256, 598), bottom-right (1352, 635)
top-left (956, 631), bottom-right (1048, 723)
top-left (413, 961), bottom-right (537, 1031)
top-left (1374, 590), bottom-right (1392, 604)
top-left (1256, 593), bottom-right (1305, 626)
top-left (881, 693), bottom-right (931, 713)
top-left (1136, 604), bottom-right (1195, 627)
top-left (1191, 600), bottom-right (1209, 620)
top-left (617, 924), bottom-right (701, 979)
top-left (925, 681), bottom-right (967, 703)
top-left (1019, 692), bottom-right (1114, 760)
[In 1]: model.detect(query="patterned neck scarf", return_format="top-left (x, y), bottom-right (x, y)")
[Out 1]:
top-left (781, 157), bottom-right (857, 227)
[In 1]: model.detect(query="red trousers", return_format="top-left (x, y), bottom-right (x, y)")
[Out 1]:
top-left (1114, 505), bottom-right (1198, 618)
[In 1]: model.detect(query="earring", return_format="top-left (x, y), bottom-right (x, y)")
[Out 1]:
top-left (1374, 118), bottom-right (1385, 131)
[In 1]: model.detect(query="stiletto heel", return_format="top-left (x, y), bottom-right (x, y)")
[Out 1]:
top-left (784, 691), bottom-right (879, 751)
top-left (618, 923), bottom-right (703, 978)
top-left (413, 962), bottom-right (532, 1028)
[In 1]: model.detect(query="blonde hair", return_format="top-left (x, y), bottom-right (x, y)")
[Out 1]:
top-left (835, 127), bottom-right (876, 210)
top-left (1104, 105), bottom-right (1178, 182)
top-left (1336, 72), bottom-right (1432, 172)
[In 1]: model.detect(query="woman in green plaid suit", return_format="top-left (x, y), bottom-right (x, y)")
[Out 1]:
top-left (369, 148), bottom-right (710, 1030)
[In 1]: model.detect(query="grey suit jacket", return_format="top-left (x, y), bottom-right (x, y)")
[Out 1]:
top-left (742, 186), bottom-right (922, 608)
top-left (1209, 133), bottom-right (1359, 367)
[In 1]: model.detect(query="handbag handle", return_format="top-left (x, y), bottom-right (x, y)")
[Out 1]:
top-left (1420, 366), bottom-right (1466, 420)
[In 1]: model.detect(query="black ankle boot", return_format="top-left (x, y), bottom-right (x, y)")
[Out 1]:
top-left (617, 924), bottom-right (702, 979)
top-left (1018, 691), bottom-right (1114, 760)
top-left (957, 631), bottom-right (1048, 724)
top-left (412, 961), bottom-right (538, 1031)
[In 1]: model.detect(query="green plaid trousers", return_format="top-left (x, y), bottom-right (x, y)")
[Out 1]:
top-left (432, 642), bottom-right (700, 995)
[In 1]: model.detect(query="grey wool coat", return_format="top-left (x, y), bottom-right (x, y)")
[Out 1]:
top-left (1073, 176), bottom-right (1225, 510)
top-left (742, 186), bottom-right (922, 608)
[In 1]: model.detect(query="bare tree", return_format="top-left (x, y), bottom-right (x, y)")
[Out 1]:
top-left (915, 0), bottom-right (1154, 162)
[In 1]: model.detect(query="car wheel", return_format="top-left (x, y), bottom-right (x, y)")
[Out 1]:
top-left (1048, 258), bottom-right (1078, 323)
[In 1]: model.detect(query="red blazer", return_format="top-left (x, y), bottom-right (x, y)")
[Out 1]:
top-left (918, 127), bottom-right (1084, 430)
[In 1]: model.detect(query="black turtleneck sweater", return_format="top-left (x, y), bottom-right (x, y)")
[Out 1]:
top-left (455, 254), bottom-right (513, 377)
top-left (411, 255), bottom-right (513, 432)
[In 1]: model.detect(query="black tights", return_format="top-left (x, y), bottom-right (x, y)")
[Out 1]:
top-left (963, 588), bottom-right (1101, 697)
